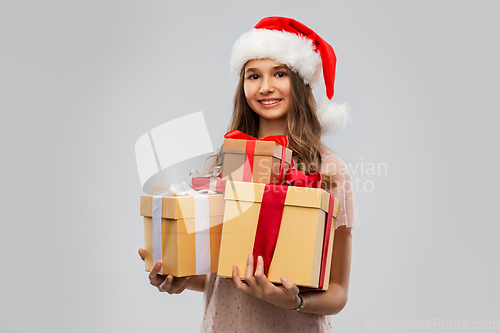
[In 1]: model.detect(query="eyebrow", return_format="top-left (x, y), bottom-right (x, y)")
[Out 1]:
top-left (245, 68), bottom-right (258, 74)
top-left (245, 65), bottom-right (288, 74)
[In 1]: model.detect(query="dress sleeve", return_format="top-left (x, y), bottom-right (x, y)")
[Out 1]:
top-left (320, 148), bottom-right (360, 234)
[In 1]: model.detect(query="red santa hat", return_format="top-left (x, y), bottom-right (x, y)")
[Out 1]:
top-left (230, 16), bottom-right (350, 135)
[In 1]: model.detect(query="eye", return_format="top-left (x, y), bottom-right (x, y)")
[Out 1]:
top-left (276, 71), bottom-right (287, 78)
top-left (246, 74), bottom-right (260, 80)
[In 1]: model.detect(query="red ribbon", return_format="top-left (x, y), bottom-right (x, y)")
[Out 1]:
top-left (243, 141), bottom-right (255, 182)
top-left (317, 194), bottom-right (335, 289)
top-left (278, 145), bottom-right (287, 184)
top-left (191, 178), bottom-right (226, 195)
top-left (285, 169), bottom-right (322, 189)
top-left (252, 169), bottom-right (325, 276)
top-left (252, 184), bottom-right (288, 275)
top-left (224, 130), bottom-right (290, 183)
top-left (224, 130), bottom-right (289, 147)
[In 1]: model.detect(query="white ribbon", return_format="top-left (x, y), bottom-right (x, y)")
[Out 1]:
top-left (193, 193), bottom-right (211, 274)
top-left (188, 166), bottom-right (221, 179)
top-left (152, 196), bottom-right (163, 274)
top-left (151, 182), bottom-right (214, 275)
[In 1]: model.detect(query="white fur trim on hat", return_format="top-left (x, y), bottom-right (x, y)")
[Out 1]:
top-left (230, 29), bottom-right (323, 88)
top-left (316, 97), bottom-right (351, 135)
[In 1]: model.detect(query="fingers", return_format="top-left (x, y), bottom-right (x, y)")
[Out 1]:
top-left (254, 256), bottom-right (278, 298)
top-left (244, 254), bottom-right (259, 290)
top-left (232, 265), bottom-right (252, 294)
top-left (149, 261), bottom-right (165, 287)
top-left (233, 254), bottom-right (299, 307)
top-left (280, 276), bottom-right (300, 297)
top-left (254, 256), bottom-right (269, 286)
top-left (138, 248), bottom-right (145, 261)
top-left (244, 254), bottom-right (254, 280)
top-left (158, 275), bottom-right (173, 292)
top-left (147, 261), bottom-right (191, 294)
top-left (161, 276), bottom-right (192, 294)
top-left (149, 261), bottom-right (162, 277)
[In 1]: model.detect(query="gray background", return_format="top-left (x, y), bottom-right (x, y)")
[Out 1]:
top-left (1, 1), bottom-right (499, 332)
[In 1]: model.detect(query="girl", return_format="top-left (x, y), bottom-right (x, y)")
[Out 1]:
top-left (139, 16), bottom-right (359, 332)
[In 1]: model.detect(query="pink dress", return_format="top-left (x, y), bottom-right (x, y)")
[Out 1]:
top-left (201, 148), bottom-right (359, 332)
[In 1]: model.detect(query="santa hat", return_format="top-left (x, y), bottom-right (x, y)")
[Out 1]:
top-left (230, 16), bottom-right (350, 135)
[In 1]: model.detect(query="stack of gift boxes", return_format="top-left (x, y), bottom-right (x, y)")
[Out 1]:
top-left (140, 130), bottom-right (339, 290)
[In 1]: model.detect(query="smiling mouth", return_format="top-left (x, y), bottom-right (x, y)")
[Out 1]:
top-left (259, 99), bottom-right (282, 105)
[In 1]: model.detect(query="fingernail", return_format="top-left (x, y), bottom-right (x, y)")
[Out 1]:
top-left (155, 262), bottom-right (161, 267)
top-left (233, 265), bottom-right (237, 272)
top-left (248, 254), bottom-right (252, 262)
top-left (258, 256), bottom-right (263, 262)
top-left (282, 276), bottom-right (288, 283)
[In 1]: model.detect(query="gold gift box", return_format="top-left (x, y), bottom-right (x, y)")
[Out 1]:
top-left (217, 181), bottom-right (339, 289)
top-left (140, 194), bottom-right (224, 276)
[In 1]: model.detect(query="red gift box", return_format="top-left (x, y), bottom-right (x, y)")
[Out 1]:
top-left (191, 177), bottom-right (226, 194)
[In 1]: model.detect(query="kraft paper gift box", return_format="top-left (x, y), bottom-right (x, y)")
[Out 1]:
top-left (217, 177), bottom-right (339, 290)
top-left (140, 193), bottom-right (224, 276)
top-left (221, 130), bottom-right (292, 184)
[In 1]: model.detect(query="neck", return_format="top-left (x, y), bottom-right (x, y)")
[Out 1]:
top-left (257, 116), bottom-right (287, 138)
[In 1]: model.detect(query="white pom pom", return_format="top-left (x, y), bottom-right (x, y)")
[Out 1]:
top-left (316, 97), bottom-right (351, 135)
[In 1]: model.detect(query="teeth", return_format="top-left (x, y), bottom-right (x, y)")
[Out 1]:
top-left (260, 99), bottom-right (281, 105)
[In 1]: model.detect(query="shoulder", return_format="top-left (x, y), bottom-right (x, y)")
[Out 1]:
top-left (320, 146), bottom-right (350, 177)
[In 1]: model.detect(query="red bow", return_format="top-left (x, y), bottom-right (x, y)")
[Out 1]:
top-left (224, 130), bottom-right (289, 148)
top-left (285, 169), bottom-right (322, 189)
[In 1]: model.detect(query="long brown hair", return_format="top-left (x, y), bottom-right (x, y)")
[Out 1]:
top-left (220, 65), bottom-right (334, 188)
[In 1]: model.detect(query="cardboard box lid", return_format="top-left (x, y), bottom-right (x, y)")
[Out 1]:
top-left (140, 193), bottom-right (225, 219)
top-left (224, 181), bottom-right (338, 216)
top-left (222, 139), bottom-right (292, 163)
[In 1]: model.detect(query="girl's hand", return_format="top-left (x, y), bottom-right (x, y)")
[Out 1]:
top-left (232, 254), bottom-right (302, 310)
top-left (138, 248), bottom-right (192, 294)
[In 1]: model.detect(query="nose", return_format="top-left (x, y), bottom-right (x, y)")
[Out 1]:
top-left (260, 76), bottom-right (274, 95)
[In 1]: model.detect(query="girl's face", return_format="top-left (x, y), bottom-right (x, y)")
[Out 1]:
top-left (243, 59), bottom-right (291, 122)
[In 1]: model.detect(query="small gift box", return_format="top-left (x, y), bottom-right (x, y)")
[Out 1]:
top-left (217, 171), bottom-right (339, 290)
top-left (221, 130), bottom-right (293, 185)
top-left (189, 166), bottom-right (226, 194)
top-left (140, 192), bottom-right (225, 276)
top-left (191, 177), bottom-right (226, 194)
